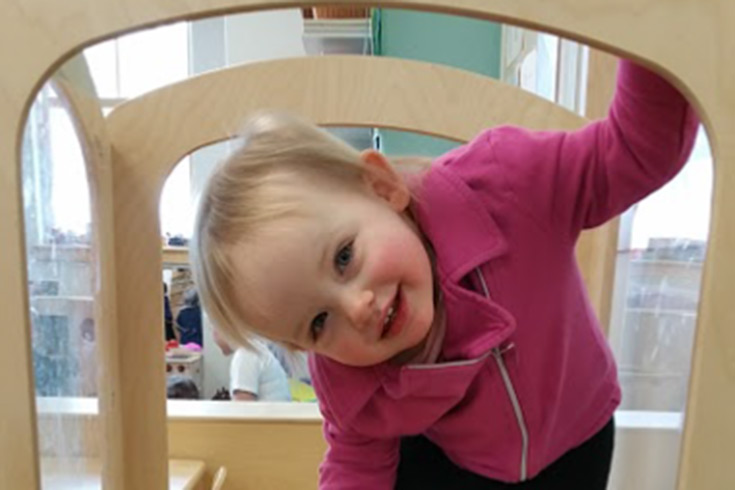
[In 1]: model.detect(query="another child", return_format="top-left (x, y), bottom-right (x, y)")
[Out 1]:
top-left (212, 328), bottom-right (291, 401)
top-left (190, 60), bottom-right (698, 489)
top-left (176, 288), bottom-right (203, 346)
top-left (166, 375), bottom-right (200, 400)
top-left (163, 282), bottom-right (176, 341)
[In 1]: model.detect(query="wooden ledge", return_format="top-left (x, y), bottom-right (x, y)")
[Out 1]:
top-left (41, 457), bottom-right (205, 490)
top-left (36, 397), bottom-right (322, 423)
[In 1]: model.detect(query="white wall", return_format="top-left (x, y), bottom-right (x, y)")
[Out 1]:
top-left (225, 10), bottom-right (305, 64)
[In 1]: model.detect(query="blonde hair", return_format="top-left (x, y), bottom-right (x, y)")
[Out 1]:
top-left (191, 110), bottom-right (430, 350)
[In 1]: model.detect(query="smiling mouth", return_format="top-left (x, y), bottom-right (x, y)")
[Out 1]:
top-left (381, 287), bottom-right (404, 339)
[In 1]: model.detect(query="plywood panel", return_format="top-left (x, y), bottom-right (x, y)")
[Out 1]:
top-left (105, 56), bottom-right (587, 488)
top-left (106, 56), bottom-right (587, 490)
top-left (53, 56), bottom-right (133, 489)
top-left (107, 55), bottom-right (588, 181)
top-left (36, 400), bottom-right (325, 490)
top-left (168, 419), bottom-right (324, 490)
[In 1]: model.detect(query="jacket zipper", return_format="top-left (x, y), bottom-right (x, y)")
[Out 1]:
top-left (406, 350), bottom-right (492, 370)
top-left (475, 269), bottom-right (529, 481)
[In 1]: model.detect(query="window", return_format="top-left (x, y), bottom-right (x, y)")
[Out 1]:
top-left (84, 23), bottom-right (192, 238)
top-left (609, 127), bottom-right (712, 413)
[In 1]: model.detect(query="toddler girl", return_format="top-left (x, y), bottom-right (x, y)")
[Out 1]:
top-left (191, 59), bottom-right (698, 489)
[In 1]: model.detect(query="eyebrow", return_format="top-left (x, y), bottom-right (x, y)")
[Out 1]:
top-left (320, 221), bottom-right (346, 274)
top-left (289, 235), bottom-right (332, 347)
top-left (320, 235), bottom-right (332, 275)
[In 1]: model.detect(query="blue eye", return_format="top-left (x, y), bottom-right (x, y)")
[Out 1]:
top-left (335, 241), bottom-right (353, 273)
top-left (311, 312), bottom-right (328, 341)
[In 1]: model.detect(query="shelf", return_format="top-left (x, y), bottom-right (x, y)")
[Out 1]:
top-left (614, 410), bottom-right (683, 431)
top-left (165, 399), bottom-right (321, 422)
top-left (626, 258), bottom-right (703, 279)
top-left (302, 18), bottom-right (372, 56)
top-left (41, 458), bottom-right (205, 490)
top-left (303, 18), bottom-right (372, 40)
top-left (29, 245), bottom-right (191, 268)
top-left (618, 368), bottom-right (689, 379)
top-left (625, 308), bottom-right (697, 318)
top-left (37, 397), bottom-right (322, 422)
top-left (163, 246), bottom-right (190, 267)
top-left (30, 245), bottom-right (92, 263)
top-left (30, 295), bottom-right (94, 317)
top-left (629, 258), bottom-right (703, 267)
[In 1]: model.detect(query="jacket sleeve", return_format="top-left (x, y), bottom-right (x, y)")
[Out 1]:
top-left (484, 59), bottom-right (699, 243)
top-left (317, 403), bottom-right (400, 490)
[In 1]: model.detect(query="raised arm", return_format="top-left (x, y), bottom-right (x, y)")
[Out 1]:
top-left (453, 59), bottom-right (700, 244)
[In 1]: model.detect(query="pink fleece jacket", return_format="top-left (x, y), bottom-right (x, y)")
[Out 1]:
top-left (308, 60), bottom-right (699, 488)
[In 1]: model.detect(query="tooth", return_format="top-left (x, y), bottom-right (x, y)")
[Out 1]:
top-left (384, 306), bottom-right (395, 325)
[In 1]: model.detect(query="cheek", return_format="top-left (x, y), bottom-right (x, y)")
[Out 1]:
top-left (328, 336), bottom-right (378, 366)
top-left (369, 229), bottom-right (430, 283)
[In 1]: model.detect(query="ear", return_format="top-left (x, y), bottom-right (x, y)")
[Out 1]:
top-left (360, 149), bottom-right (411, 212)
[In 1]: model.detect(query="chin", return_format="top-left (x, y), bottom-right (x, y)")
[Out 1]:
top-left (339, 356), bottom-right (387, 368)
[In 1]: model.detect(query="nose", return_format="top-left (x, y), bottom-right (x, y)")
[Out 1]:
top-left (340, 288), bottom-right (376, 331)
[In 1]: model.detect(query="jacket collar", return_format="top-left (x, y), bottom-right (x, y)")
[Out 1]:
top-left (413, 165), bottom-right (508, 282)
top-left (412, 165), bottom-right (515, 361)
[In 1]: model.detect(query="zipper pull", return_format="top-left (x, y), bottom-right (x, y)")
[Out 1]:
top-left (498, 341), bottom-right (515, 356)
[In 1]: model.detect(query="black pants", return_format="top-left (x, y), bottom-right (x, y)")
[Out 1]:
top-left (396, 418), bottom-right (615, 490)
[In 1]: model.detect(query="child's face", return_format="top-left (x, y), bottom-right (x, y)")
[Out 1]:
top-left (230, 152), bottom-right (436, 367)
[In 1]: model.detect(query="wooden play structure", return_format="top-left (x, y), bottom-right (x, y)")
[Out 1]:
top-left (1, 0), bottom-right (733, 488)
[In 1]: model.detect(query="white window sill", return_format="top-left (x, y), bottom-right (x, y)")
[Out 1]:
top-left (38, 397), bottom-right (682, 431)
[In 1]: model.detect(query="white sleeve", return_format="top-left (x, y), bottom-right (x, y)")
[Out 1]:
top-left (258, 348), bottom-right (292, 401)
top-left (229, 348), bottom-right (261, 396)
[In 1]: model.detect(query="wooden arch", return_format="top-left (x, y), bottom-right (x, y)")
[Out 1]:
top-left (107, 55), bottom-right (589, 185)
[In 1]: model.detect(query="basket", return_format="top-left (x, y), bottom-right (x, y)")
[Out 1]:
top-left (313, 7), bottom-right (370, 19)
